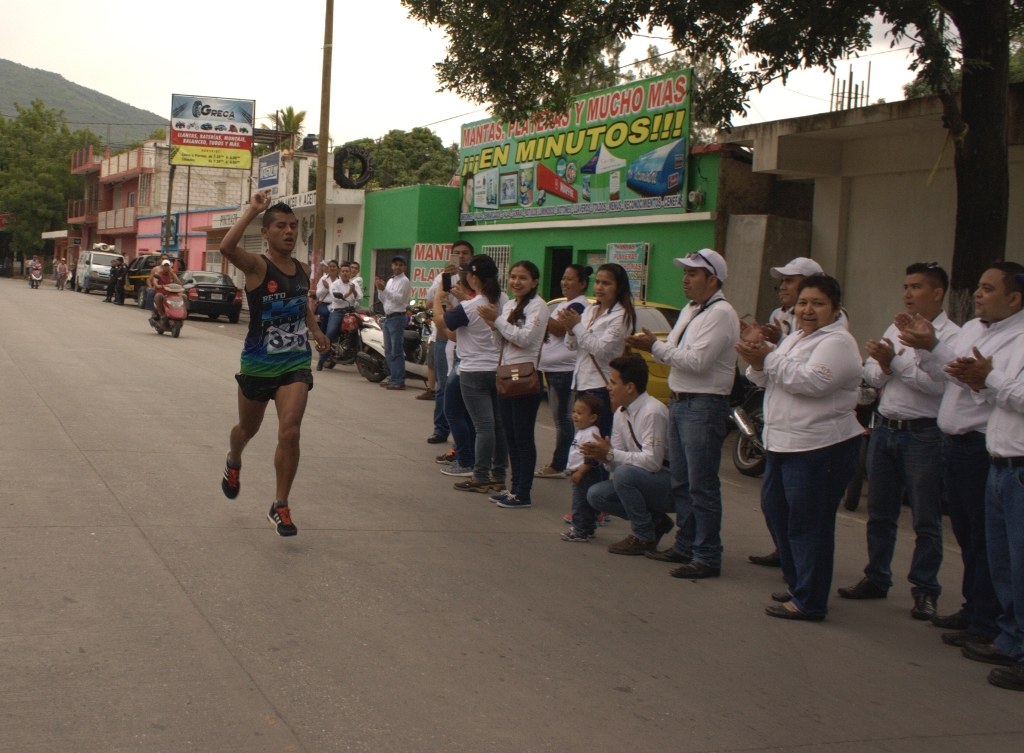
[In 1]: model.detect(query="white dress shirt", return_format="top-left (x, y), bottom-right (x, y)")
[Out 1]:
top-left (379, 273), bottom-right (412, 315)
top-left (606, 392), bottom-right (669, 473)
top-left (443, 293), bottom-right (510, 372)
top-left (327, 277), bottom-right (362, 311)
top-left (493, 296), bottom-right (548, 366)
top-left (915, 310), bottom-right (1024, 435)
top-left (566, 303), bottom-right (629, 390)
top-left (539, 296), bottom-right (589, 373)
top-left (984, 332), bottom-right (1024, 458)
top-left (747, 319), bottom-right (864, 452)
top-left (314, 273), bottom-right (333, 304)
top-left (863, 312), bottom-right (959, 420)
top-left (650, 292), bottom-right (740, 395)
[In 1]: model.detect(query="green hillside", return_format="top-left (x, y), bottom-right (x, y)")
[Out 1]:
top-left (0, 58), bottom-right (166, 146)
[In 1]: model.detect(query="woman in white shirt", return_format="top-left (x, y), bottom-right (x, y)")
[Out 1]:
top-left (558, 263), bottom-right (637, 437)
top-left (736, 274), bottom-right (864, 622)
top-left (480, 261), bottom-right (548, 508)
top-left (443, 255), bottom-right (509, 494)
top-left (536, 264), bottom-right (592, 478)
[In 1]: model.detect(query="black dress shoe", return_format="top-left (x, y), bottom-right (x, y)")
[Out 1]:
top-left (653, 516), bottom-right (675, 546)
top-left (911, 593), bottom-right (938, 621)
top-left (837, 577), bottom-right (889, 600)
top-left (316, 361), bottom-right (324, 371)
top-left (931, 611), bottom-right (970, 630)
top-left (962, 641), bottom-right (1015, 666)
top-left (765, 604), bottom-right (824, 622)
top-left (771, 591), bottom-right (792, 603)
top-left (644, 548), bottom-right (690, 564)
top-left (669, 561), bottom-right (720, 579)
top-left (749, 551), bottom-right (781, 567)
top-left (988, 664), bottom-right (1024, 691)
top-left (942, 629), bottom-right (991, 648)
top-left (426, 434), bottom-right (447, 444)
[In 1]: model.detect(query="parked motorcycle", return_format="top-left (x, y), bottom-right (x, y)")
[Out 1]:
top-left (323, 305), bottom-right (373, 369)
top-left (355, 307), bottom-right (430, 383)
top-left (149, 284), bottom-right (186, 338)
top-left (731, 384), bottom-right (766, 477)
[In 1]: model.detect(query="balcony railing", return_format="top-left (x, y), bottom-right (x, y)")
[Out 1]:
top-left (71, 145), bottom-right (104, 173)
top-left (100, 147), bottom-right (156, 181)
top-left (98, 207), bottom-right (137, 232)
top-left (67, 199), bottom-right (101, 221)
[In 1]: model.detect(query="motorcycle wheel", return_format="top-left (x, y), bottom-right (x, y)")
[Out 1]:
top-left (357, 353), bottom-right (388, 383)
top-left (171, 321), bottom-right (182, 338)
top-left (843, 435), bottom-right (870, 511)
top-left (733, 433), bottom-right (766, 477)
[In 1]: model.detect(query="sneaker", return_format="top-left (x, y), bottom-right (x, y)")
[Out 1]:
top-left (440, 462), bottom-right (474, 477)
top-left (221, 455), bottom-right (240, 499)
top-left (489, 490), bottom-right (513, 504)
top-left (267, 504), bottom-right (297, 537)
top-left (563, 513), bottom-right (573, 523)
top-left (561, 528), bottom-right (592, 542)
top-left (383, 384), bottom-right (406, 391)
top-left (435, 449), bottom-right (457, 465)
top-left (496, 495), bottom-right (531, 509)
top-left (596, 513), bottom-right (611, 526)
top-left (453, 479), bottom-right (493, 493)
top-left (534, 467), bottom-right (567, 478)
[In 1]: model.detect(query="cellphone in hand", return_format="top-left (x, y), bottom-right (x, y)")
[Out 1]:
top-left (442, 272), bottom-right (453, 292)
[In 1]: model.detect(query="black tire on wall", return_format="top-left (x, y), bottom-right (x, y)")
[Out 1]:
top-left (333, 146), bottom-right (374, 189)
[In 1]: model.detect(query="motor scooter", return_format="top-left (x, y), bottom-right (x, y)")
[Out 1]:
top-left (29, 267), bottom-right (43, 289)
top-left (355, 308), bottom-right (430, 383)
top-left (149, 284), bottom-right (186, 338)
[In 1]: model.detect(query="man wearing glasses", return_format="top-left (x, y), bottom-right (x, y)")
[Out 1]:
top-left (837, 263), bottom-right (959, 621)
top-left (626, 248), bottom-right (740, 579)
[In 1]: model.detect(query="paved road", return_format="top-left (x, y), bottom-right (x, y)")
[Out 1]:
top-left (1, 277), bottom-right (1020, 752)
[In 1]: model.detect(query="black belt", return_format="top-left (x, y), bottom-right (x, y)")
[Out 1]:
top-left (991, 456), bottom-right (1024, 469)
top-left (671, 392), bottom-right (725, 402)
top-left (945, 431), bottom-right (986, 445)
top-left (876, 414), bottom-right (937, 432)
top-left (385, 312), bottom-right (405, 319)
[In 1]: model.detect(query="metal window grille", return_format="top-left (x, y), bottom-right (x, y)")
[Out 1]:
top-left (482, 245), bottom-right (512, 290)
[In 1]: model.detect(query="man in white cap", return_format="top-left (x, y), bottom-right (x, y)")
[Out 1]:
top-left (626, 248), bottom-right (740, 579)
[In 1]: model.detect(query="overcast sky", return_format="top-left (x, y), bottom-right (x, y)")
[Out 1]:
top-left (1, 1), bottom-right (920, 146)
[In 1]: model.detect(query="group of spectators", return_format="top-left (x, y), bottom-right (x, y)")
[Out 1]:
top-left (361, 238), bottom-right (1024, 692)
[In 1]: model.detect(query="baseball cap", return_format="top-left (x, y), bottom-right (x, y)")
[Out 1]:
top-left (460, 254), bottom-right (499, 278)
top-left (675, 249), bottom-right (727, 282)
top-left (770, 257), bottom-right (823, 279)
top-left (391, 255), bottom-right (407, 265)
top-left (161, 260), bottom-right (171, 266)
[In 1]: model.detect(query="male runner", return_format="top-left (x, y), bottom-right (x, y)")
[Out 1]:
top-left (218, 190), bottom-right (330, 536)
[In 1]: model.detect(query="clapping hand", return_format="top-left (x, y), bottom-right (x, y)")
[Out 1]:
top-left (945, 347), bottom-right (994, 391)
top-left (739, 318), bottom-right (765, 344)
top-left (374, 276), bottom-right (386, 291)
top-left (865, 337), bottom-right (899, 375)
top-left (580, 436), bottom-right (612, 462)
top-left (478, 303), bottom-right (499, 326)
top-left (761, 318), bottom-right (783, 344)
top-left (735, 322), bottom-right (773, 370)
top-left (624, 327), bottom-right (657, 352)
top-left (558, 307), bottom-right (582, 330)
top-left (895, 313), bottom-right (937, 351)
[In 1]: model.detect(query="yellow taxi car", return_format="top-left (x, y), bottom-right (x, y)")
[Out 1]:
top-left (547, 298), bottom-right (681, 405)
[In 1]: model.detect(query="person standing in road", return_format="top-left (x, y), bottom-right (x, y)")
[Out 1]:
top-left (104, 257), bottom-right (125, 302)
top-left (216, 191), bottom-right (331, 537)
top-left (481, 260), bottom-right (547, 508)
top-left (837, 263), bottom-right (958, 620)
top-left (56, 258), bottom-right (68, 291)
top-left (559, 263), bottom-right (636, 438)
top-left (376, 255), bottom-right (412, 391)
top-left (898, 262), bottom-right (1024, 649)
top-left (626, 249), bottom-right (740, 580)
top-left (736, 274), bottom-right (864, 621)
top-left (536, 264), bottom-right (591, 479)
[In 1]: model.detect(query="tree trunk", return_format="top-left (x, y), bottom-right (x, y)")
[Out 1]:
top-left (946, 0), bottom-right (1010, 321)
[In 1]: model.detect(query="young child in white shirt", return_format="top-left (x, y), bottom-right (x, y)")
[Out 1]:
top-left (561, 394), bottom-right (610, 541)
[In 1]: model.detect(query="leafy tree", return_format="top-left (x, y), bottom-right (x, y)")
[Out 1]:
top-left (403, 0), bottom-right (1024, 308)
top-left (340, 128), bottom-right (458, 189)
top-left (0, 100), bottom-right (100, 258)
top-left (265, 106), bottom-right (307, 151)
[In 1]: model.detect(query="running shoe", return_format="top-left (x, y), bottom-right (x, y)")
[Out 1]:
top-left (496, 495), bottom-right (530, 509)
top-left (453, 479), bottom-right (492, 493)
top-left (440, 462), bottom-right (474, 477)
top-left (267, 504), bottom-right (297, 537)
top-left (489, 490), bottom-right (512, 504)
top-left (561, 528), bottom-right (592, 542)
top-left (435, 448), bottom-right (457, 464)
top-left (563, 513), bottom-right (610, 525)
top-left (222, 455), bottom-right (241, 499)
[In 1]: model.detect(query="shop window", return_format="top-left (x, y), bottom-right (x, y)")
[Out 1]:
top-left (481, 245), bottom-right (511, 289)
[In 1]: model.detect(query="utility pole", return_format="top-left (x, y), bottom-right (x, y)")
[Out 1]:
top-left (163, 164), bottom-right (177, 257)
top-left (312, 0), bottom-right (333, 271)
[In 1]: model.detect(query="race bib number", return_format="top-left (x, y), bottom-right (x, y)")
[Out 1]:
top-left (267, 324), bottom-right (309, 354)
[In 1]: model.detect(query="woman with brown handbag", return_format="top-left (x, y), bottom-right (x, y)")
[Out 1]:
top-left (480, 261), bottom-right (548, 508)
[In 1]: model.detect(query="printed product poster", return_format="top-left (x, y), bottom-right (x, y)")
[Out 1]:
top-left (169, 94), bottom-right (255, 169)
top-left (459, 69), bottom-right (691, 225)
top-left (607, 242), bottom-right (650, 299)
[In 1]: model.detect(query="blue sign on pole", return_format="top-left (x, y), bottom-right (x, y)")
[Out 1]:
top-left (257, 152), bottom-right (281, 196)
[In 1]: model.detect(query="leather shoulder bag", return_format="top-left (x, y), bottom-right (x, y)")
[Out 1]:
top-left (496, 339), bottom-right (543, 399)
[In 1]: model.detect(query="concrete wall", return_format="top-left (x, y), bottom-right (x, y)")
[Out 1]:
top-left (725, 215), bottom-right (812, 323)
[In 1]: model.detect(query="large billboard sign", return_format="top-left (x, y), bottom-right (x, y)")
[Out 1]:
top-left (458, 70), bottom-right (691, 225)
top-left (169, 95), bottom-right (255, 169)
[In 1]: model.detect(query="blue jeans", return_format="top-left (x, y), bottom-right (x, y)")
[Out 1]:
top-left (761, 436), bottom-right (862, 618)
top-left (498, 392), bottom-right (543, 501)
top-left (943, 433), bottom-right (1001, 639)
top-left (588, 465), bottom-right (674, 542)
top-left (318, 309), bottom-right (344, 363)
top-left (445, 368), bottom-right (475, 468)
top-left (987, 465), bottom-right (1024, 664)
top-left (432, 339), bottom-right (450, 439)
top-left (381, 315), bottom-right (406, 386)
top-left (570, 465), bottom-right (607, 535)
top-left (460, 370), bottom-right (508, 483)
top-left (544, 371), bottom-right (575, 471)
top-left (315, 302), bottom-right (330, 337)
top-left (863, 423), bottom-right (945, 596)
top-left (574, 387), bottom-right (613, 438)
top-left (667, 395), bottom-right (729, 568)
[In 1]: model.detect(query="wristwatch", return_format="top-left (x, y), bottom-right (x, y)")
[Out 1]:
top-left (605, 449), bottom-right (615, 463)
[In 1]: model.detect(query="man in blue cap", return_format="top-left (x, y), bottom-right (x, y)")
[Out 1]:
top-left (376, 255), bottom-right (412, 390)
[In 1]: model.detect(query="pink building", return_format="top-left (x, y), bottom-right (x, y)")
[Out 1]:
top-left (136, 208), bottom-right (222, 271)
